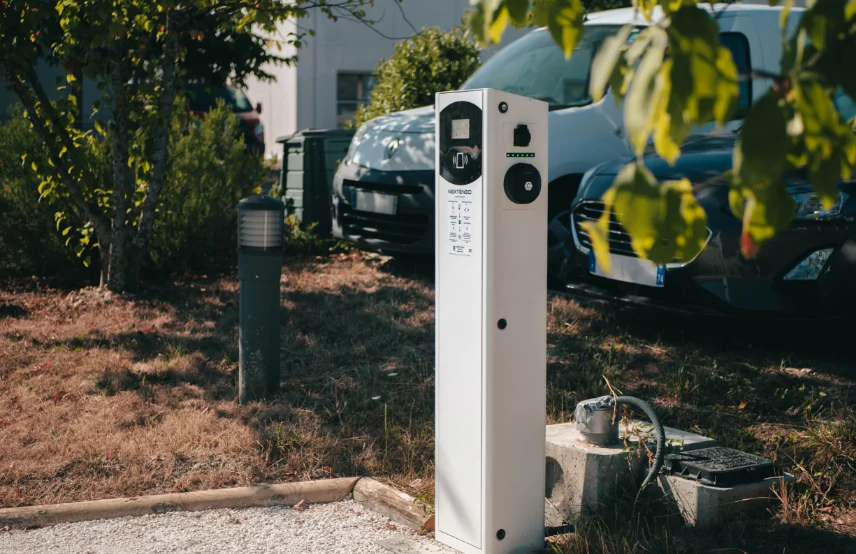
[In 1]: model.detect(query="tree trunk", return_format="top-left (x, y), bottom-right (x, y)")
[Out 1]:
top-left (127, 13), bottom-right (180, 286)
top-left (107, 62), bottom-right (132, 292)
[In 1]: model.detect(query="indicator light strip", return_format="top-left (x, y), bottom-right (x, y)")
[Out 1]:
top-left (506, 153), bottom-right (535, 157)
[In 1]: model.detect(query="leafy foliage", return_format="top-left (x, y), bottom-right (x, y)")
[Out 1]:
top-left (351, 26), bottom-right (481, 129)
top-left (148, 102), bottom-right (266, 272)
top-left (0, 110), bottom-right (88, 281)
top-left (0, 0), bottom-right (375, 291)
top-left (470, 0), bottom-right (856, 266)
top-left (0, 103), bottom-right (264, 278)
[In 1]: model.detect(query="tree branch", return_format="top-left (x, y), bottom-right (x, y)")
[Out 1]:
top-left (7, 70), bottom-right (111, 247)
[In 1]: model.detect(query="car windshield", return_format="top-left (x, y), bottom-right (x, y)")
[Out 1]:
top-left (461, 25), bottom-right (624, 110)
top-left (187, 85), bottom-right (254, 113)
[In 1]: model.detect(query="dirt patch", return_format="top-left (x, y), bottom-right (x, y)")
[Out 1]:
top-left (1, 252), bottom-right (854, 552)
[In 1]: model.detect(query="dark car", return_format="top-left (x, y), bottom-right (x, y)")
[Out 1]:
top-left (559, 134), bottom-right (856, 319)
top-left (187, 84), bottom-right (265, 155)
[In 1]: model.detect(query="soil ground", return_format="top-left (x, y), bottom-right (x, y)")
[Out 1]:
top-left (1, 251), bottom-right (854, 552)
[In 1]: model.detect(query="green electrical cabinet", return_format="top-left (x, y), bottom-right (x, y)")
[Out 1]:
top-left (277, 128), bottom-right (355, 238)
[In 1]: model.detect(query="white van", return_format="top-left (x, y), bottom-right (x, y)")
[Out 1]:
top-left (331, 4), bottom-right (803, 279)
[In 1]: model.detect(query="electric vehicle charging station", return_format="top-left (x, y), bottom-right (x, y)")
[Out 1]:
top-left (434, 89), bottom-right (549, 554)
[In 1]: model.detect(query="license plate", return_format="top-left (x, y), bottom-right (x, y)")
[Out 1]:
top-left (352, 190), bottom-right (397, 215)
top-left (589, 250), bottom-right (665, 288)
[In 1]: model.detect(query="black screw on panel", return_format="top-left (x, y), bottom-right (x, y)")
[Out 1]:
top-left (496, 529), bottom-right (506, 540)
top-left (497, 319), bottom-right (507, 329)
top-left (498, 101), bottom-right (508, 113)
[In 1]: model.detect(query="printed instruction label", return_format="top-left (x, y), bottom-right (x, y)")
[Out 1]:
top-left (447, 190), bottom-right (474, 257)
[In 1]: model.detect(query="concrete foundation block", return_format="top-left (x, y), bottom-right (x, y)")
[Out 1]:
top-left (657, 474), bottom-right (792, 529)
top-left (545, 421), bottom-right (716, 525)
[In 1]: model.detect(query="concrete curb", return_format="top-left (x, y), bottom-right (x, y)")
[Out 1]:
top-left (353, 478), bottom-right (434, 532)
top-left (0, 477), bottom-right (360, 530)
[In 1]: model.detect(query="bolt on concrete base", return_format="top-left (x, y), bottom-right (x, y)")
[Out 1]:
top-left (545, 421), bottom-right (716, 526)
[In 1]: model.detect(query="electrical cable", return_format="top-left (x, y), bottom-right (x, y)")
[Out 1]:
top-left (606, 396), bottom-right (666, 492)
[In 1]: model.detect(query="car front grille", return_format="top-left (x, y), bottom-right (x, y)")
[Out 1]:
top-left (572, 201), bottom-right (712, 266)
top-left (339, 206), bottom-right (429, 244)
top-left (572, 201), bottom-right (639, 258)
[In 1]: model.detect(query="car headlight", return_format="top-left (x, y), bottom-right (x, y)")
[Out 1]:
top-left (254, 122), bottom-right (264, 137)
top-left (344, 123), bottom-right (369, 166)
top-left (792, 191), bottom-right (849, 220)
top-left (783, 248), bottom-right (835, 281)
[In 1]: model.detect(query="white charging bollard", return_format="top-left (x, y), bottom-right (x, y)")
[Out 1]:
top-left (434, 89), bottom-right (549, 554)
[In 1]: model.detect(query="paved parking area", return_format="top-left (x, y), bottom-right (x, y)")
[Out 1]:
top-left (0, 500), bottom-right (455, 554)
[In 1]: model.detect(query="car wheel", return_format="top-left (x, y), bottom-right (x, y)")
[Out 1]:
top-left (547, 210), bottom-right (573, 289)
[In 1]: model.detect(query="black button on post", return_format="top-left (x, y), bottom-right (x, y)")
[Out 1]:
top-left (504, 163), bottom-right (541, 204)
top-left (513, 125), bottom-right (531, 147)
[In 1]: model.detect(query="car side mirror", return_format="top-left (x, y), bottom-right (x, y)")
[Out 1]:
top-left (256, 102), bottom-right (263, 115)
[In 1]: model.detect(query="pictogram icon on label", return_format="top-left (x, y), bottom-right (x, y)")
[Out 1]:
top-left (454, 152), bottom-right (469, 169)
top-left (447, 195), bottom-right (474, 257)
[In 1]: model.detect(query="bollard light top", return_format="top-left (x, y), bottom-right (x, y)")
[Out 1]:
top-left (238, 195), bottom-right (283, 249)
top-left (237, 195), bottom-right (285, 211)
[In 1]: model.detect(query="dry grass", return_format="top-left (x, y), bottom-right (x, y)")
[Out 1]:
top-left (1, 251), bottom-right (855, 552)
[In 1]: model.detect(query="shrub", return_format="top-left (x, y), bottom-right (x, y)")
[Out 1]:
top-left (351, 26), bottom-right (481, 128)
top-left (0, 111), bottom-right (92, 283)
top-left (0, 102), bottom-right (266, 282)
top-left (145, 102), bottom-right (267, 273)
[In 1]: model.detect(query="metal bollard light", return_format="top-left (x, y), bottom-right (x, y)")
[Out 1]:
top-left (237, 195), bottom-right (284, 404)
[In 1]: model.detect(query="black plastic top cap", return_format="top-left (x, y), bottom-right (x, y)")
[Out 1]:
top-left (238, 195), bottom-right (285, 211)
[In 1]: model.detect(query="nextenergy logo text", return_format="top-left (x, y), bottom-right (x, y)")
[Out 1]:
top-left (448, 189), bottom-right (472, 195)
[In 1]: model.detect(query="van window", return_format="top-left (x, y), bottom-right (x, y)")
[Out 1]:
top-left (719, 33), bottom-right (752, 119)
top-left (835, 88), bottom-right (856, 122)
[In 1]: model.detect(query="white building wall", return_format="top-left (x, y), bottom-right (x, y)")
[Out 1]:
top-left (243, 18), bottom-right (300, 157)
top-left (246, 0), bottom-right (527, 157)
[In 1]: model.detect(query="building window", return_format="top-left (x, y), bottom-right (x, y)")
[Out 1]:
top-left (337, 72), bottom-right (376, 128)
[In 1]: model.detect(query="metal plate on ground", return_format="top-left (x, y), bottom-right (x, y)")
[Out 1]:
top-left (665, 446), bottom-right (775, 487)
top-left (377, 537), bottom-right (453, 553)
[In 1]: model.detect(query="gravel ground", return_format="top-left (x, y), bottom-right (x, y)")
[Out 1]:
top-left (0, 500), bottom-right (456, 554)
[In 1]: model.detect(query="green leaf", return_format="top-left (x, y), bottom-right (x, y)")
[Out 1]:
top-left (792, 77), bottom-right (856, 206)
top-left (505, 0), bottom-right (530, 23)
top-left (488, 6), bottom-right (510, 44)
top-left (480, 0), bottom-right (503, 43)
top-left (780, 0), bottom-right (794, 29)
top-left (589, 25), bottom-right (633, 103)
top-left (545, 0), bottom-right (585, 59)
top-left (611, 164), bottom-right (709, 265)
top-left (624, 33), bottom-right (666, 156)
top-left (581, 187), bottom-right (617, 275)
top-left (736, 93), bottom-right (790, 187)
top-left (741, 183), bottom-right (795, 249)
top-left (652, 61), bottom-right (683, 165)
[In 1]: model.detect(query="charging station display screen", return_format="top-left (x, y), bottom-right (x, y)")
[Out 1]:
top-left (451, 119), bottom-right (470, 140)
top-left (439, 101), bottom-right (482, 186)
